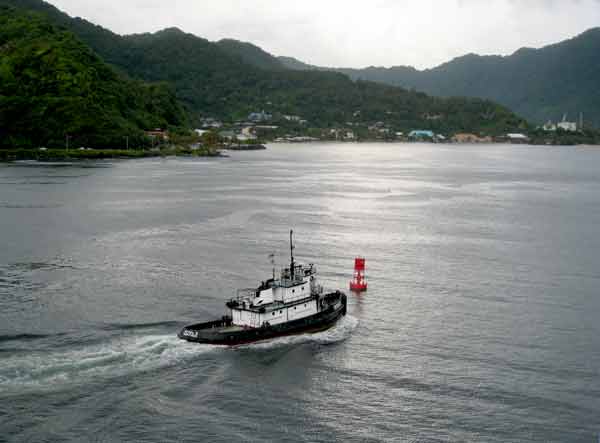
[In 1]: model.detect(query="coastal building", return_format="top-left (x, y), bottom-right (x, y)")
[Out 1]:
top-left (505, 133), bottom-right (530, 144)
top-left (145, 129), bottom-right (169, 141)
top-left (240, 126), bottom-right (255, 136)
top-left (452, 133), bottom-right (493, 143)
top-left (368, 122), bottom-right (386, 131)
top-left (557, 121), bottom-right (577, 132)
top-left (194, 129), bottom-right (210, 137)
top-left (248, 110), bottom-right (272, 123)
top-left (200, 118), bottom-right (223, 129)
top-left (408, 130), bottom-right (435, 139)
top-left (544, 114), bottom-right (578, 132)
top-left (236, 134), bottom-right (257, 142)
top-left (218, 130), bottom-right (235, 141)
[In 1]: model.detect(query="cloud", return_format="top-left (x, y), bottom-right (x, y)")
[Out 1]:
top-left (50, 0), bottom-right (600, 69)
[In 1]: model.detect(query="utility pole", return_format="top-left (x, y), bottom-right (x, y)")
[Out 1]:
top-left (125, 136), bottom-right (129, 151)
top-left (65, 135), bottom-right (71, 152)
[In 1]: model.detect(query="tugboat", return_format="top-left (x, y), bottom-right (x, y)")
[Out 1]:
top-left (178, 231), bottom-right (347, 346)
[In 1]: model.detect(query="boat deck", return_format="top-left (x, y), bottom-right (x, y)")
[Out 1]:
top-left (218, 325), bottom-right (250, 332)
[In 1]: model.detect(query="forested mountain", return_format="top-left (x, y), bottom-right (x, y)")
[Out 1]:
top-left (1, 0), bottom-right (529, 137)
top-left (0, 6), bottom-right (187, 149)
top-left (278, 30), bottom-right (600, 127)
top-left (216, 39), bottom-right (286, 71)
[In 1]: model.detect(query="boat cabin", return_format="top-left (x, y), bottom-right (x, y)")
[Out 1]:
top-left (227, 263), bottom-right (324, 329)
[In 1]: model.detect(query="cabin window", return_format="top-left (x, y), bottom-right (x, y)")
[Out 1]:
top-left (279, 310), bottom-right (282, 314)
top-left (292, 289), bottom-right (295, 293)
top-left (294, 307), bottom-right (297, 310)
top-left (272, 312), bottom-right (275, 316)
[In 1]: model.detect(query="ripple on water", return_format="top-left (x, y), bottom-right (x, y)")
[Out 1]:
top-left (0, 334), bottom-right (222, 394)
top-left (0, 316), bottom-right (358, 395)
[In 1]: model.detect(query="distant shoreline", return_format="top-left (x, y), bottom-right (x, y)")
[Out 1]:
top-left (270, 140), bottom-right (600, 147)
top-left (0, 147), bottom-right (227, 162)
top-left (2, 142), bottom-right (598, 163)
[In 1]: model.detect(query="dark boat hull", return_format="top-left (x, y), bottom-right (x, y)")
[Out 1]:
top-left (178, 293), bottom-right (347, 346)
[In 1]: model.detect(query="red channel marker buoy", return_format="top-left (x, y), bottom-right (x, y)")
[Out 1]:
top-left (349, 258), bottom-right (367, 292)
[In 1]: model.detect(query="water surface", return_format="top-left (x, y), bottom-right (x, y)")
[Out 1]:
top-left (1, 143), bottom-right (599, 442)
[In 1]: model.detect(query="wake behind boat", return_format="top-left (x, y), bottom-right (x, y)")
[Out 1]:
top-left (178, 231), bottom-right (347, 346)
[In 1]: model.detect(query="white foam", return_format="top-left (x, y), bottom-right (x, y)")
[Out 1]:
top-left (237, 315), bottom-right (359, 350)
top-left (0, 334), bottom-right (221, 393)
top-left (0, 316), bottom-right (358, 393)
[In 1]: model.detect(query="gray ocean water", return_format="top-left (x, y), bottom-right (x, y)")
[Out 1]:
top-left (1, 143), bottom-right (599, 442)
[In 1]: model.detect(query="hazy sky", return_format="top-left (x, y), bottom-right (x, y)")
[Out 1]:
top-left (49, 0), bottom-right (600, 69)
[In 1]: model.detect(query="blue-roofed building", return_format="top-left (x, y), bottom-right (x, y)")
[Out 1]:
top-left (409, 130), bottom-right (435, 139)
top-left (248, 110), bottom-right (272, 123)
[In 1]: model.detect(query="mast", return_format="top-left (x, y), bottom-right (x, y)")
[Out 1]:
top-left (290, 230), bottom-right (295, 279)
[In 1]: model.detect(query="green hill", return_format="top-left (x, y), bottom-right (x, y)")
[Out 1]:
top-left (279, 30), bottom-right (600, 128)
top-left (2, 0), bottom-right (529, 138)
top-left (216, 39), bottom-right (286, 71)
top-left (0, 6), bottom-right (187, 149)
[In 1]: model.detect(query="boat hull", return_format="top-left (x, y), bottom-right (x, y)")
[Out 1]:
top-left (179, 293), bottom-right (347, 346)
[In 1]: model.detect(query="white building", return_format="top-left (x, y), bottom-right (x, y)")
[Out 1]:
top-left (557, 121), bottom-right (577, 132)
top-left (506, 133), bottom-right (530, 143)
top-left (236, 134), bottom-right (257, 142)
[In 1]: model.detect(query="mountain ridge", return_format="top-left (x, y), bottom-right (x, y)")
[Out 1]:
top-left (277, 28), bottom-right (600, 127)
top-left (0, 5), bottom-right (187, 149)
top-left (1, 0), bottom-right (529, 141)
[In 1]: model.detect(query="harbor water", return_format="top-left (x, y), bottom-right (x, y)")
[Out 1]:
top-left (1, 143), bottom-right (599, 442)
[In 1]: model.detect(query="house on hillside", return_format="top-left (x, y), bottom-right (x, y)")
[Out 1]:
top-left (248, 111), bottom-right (272, 123)
top-left (194, 129), bottom-right (210, 137)
top-left (200, 118), bottom-right (223, 129)
top-left (145, 129), bottom-right (169, 141)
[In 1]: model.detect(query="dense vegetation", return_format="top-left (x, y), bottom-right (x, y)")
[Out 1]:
top-left (216, 38), bottom-right (286, 71)
top-left (279, 30), bottom-right (600, 128)
top-left (1, 0), bottom-right (528, 138)
top-left (0, 6), bottom-right (187, 149)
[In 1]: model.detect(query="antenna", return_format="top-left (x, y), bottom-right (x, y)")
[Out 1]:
top-left (268, 252), bottom-right (276, 280)
top-left (290, 230), bottom-right (295, 279)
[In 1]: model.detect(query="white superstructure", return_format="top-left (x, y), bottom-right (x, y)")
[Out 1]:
top-left (228, 263), bottom-right (325, 329)
top-left (226, 231), bottom-right (327, 329)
